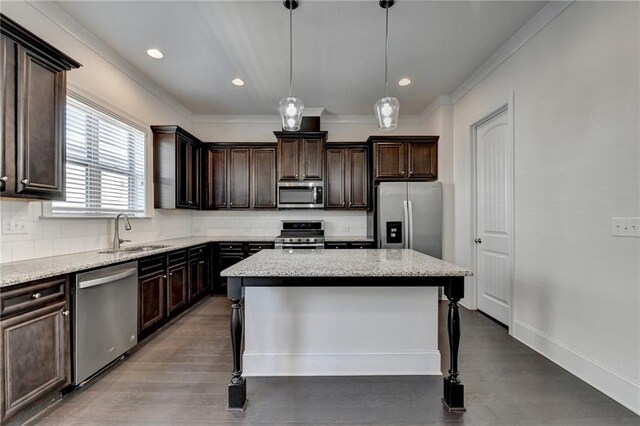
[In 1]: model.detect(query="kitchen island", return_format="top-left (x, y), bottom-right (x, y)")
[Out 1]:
top-left (221, 249), bottom-right (472, 412)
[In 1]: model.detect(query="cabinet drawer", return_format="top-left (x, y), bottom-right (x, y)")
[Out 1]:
top-left (138, 255), bottom-right (166, 277)
top-left (167, 250), bottom-right (187, 266)
top-left (0, 276), bottom-right (67, 319)
top-left (324, 243), bottom-right (349, 249)
top-left (218, 243), bottom-right (244, 253)
top-left (349, 242), bottom-right (375, 249)
top-left (247, 242), bottom-right (274, 254)
top-left (188, 245), bottom-right (208, 258)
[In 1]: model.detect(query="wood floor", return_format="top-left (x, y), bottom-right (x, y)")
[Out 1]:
top-left (34, 296), bottom-right (638, 425)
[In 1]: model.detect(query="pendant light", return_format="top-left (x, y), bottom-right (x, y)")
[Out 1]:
top-left (278, 0), bottom-right (304, 131)
top-left (374, 0), bottom-right (399, 131)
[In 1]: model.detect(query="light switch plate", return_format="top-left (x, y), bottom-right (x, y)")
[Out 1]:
top-left (612, 217), bottom-right (640, 237)
top-left (2, 219), bottom-right (30, 235)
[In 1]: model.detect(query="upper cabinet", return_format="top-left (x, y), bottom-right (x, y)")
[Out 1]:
top-left (325, 144), bottom-right (369, 210)
top-left (369, 136), bottom-right (438, 181)
top-left (274, 131), bottom-right (327, 181)
top-left (0, 14), bottom-right (81, 200)
top-left (203, 144), bottom-right (277, 210)
top-left (152, 126), bottom-right (201, 210)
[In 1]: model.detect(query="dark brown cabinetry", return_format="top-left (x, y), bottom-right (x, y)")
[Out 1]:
top-left (324, 241), bottom-right (375, 249)
top-left (274, 132), bottom-right (327, 181)
top-left (204, 144), bottom-right (277, 210)
top-left (0, 276), bottom-right (70, 424)
top-left (166, 251), bottom-right (188, 316)
top-left (152, 126), bottom-right (201, 210)
top-left (0, 14), bottom-right (80, 200)
top-left (325, 144), bottom-right (369, 210)
top-left (188, 245), bottom-right (209, 302)
top-left (212, 242), bottom-right (274, 294)
top-left (138, 256), bottom-right (166, 337)
top-left (369, 136), bottom-right (438, 181)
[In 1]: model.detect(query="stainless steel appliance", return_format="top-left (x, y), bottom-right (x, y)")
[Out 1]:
top-left (277, 181), bottom-right (324, 209)
top-left (74, 262), bottom-right (138, 384)
top-left (275, 220), bottom-right (325, 249)
top-left (377, 181), bottom-right (442, 258)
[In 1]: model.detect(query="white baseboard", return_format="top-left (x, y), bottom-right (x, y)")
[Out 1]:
top-left (512, 320), bottom-right (640, 415)
top-left (244, 351), bottom-right (441, 377)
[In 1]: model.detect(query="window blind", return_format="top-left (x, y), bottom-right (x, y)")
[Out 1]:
top-left (52, 96), bottom-right (146, 216)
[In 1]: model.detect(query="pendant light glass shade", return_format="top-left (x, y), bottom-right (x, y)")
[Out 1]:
top-left (278, 0), bottom-right (304, 131)
top-left (279, 96), bottom-right (304, 131)
top-left (375, 96), bottom-right (399, 131)
top-left (375, 1), bottom-right (399, 131)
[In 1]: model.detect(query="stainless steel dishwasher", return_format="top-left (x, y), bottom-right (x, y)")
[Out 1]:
top-left (74, 262), bottom-right (138, 384)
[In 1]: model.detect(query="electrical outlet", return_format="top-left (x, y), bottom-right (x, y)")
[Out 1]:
top-left (2, 219), bottom-right (29, 235)
top-left (612, 217), bottom-right (640, 237)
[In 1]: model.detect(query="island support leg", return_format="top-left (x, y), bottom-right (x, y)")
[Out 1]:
top-left (443, 279), bottom-right (465, 412)
top-left (228, 278), bottom-right (246, 410)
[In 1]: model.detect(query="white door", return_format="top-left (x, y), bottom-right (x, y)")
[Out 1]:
top-left (475, 108), bottom-right (512, 326)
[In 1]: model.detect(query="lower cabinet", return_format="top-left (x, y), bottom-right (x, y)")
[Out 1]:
top-left (138, 263), bottom-right (166, 337)
top-left (324, 241), bottom-right (376, 249)
top-left (213, 242), bottom-right (274, 294)
top-left (188, 245), bottom-right (209, 303)
top-left (0, 277), bottom-right (70, 424)
top-left (167, 263), bottom-right (188, 316)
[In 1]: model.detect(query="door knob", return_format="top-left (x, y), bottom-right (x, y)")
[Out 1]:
top-left (474, 238), bottom-right (482, 244)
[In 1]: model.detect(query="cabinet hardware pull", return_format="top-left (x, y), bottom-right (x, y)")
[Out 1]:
top-left (62, 310), bottom-right (70, 316)
top-left (474, 238), bottom-right (482, 244)
top-left (169, 272), bottom-right (173, 276)
top-left (199, 261), bottom-right (205, 264)
top-left (0, 176), bottom-right (7, 182)
top-left (162, 275), bottom-right (167, 278)
top-left (32, 292), bottom-right (41, 299)
top-left (21, 179), bottom-right (29, 185)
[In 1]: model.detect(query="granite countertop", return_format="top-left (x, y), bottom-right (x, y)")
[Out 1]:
top-left (0, 235), bottom-right (378, 287)
top-left (220, 249), bottom-right (473, 278)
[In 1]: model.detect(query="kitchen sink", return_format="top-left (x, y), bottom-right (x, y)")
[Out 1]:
top-left (98, 244), bottom-right (171, 254)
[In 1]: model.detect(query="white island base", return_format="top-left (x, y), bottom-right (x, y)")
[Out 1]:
top-left (243, 286), bottom-right (441, 377)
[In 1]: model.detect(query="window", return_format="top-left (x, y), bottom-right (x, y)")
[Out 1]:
top-left (51, 95), bottom-right (147, 216)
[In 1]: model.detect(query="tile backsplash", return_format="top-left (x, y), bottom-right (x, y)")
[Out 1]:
top-left (0, 200), bottom-right (192, 263)
top-left (0, 200), bottom-right (370, 263)
top-left (191, 210), bottom-right (368, 238)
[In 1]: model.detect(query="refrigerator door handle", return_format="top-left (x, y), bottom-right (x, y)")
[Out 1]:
top-left (403, 200), bottom-right (409, 249)
top-left (408, 200), bottom-right (414, 249)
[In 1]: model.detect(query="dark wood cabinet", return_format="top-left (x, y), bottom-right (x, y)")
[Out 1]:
top-left (166, 263), bottom-right (187, 316)
top-left (204, 148), bottom-right (227, 209)
top-left (229, 148), bottom-right (250, 209)
top-left (152, 125), bottom-right (201, 210)
top-left (369, 136), bottom-right (439, 181)
top-left (252, 148), bottom-right (277, 208)
top-left (188, 245), bottom-right (209, 302)
top-left (212, 242), bottom-right (274, 294)
top-left (325, 144), bottom-right (369, 210)
top-left (324, 241), bottom-right (375, 249)
top-left (0, 15), bottom-right (81, 200)
top-left (138, 256), bottom-right (166, 336)
top-left (0, 276), bottom-right (70, 424)
top-left (275, 131), bottom-right (327, 181)
top-left (203, 144), bottom-right (277, 211)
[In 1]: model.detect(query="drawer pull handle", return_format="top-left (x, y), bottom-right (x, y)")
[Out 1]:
top-left (162, 275), bottom-right (167, 279)
top-left (32, 292), bottom-right (41, 299)
top-left (0, 176), bottom-right (7, 182)
top-left (62, 310), bottom-right (70, 316)
top-left (199, 261), bottom-right (205, 264)
top-left (21, 179), bottom-right (29, 185)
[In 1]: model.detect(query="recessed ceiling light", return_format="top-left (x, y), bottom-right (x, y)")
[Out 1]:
top-left (232, 78), bottom-right (246, 87)
top-left (398, 78), bottom-right (411, 86)
top-left (146, 48), bottom-right (164, 59)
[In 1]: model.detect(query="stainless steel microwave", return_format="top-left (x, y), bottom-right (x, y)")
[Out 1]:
top-left (277, 182), bottom-right (324, 209)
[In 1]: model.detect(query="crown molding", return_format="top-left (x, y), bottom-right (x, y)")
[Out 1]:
top-left (24, 0), bottom-right (573, 127)
top-left (450, 1), bottom-right (573, 104)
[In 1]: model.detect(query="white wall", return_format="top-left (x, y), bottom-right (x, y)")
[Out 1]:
top-left (451, 1), bottom-right (639, 414)
top-left (0, 1), bottom-right (194, 263)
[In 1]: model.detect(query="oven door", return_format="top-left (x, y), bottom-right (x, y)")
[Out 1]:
top-left (277, 183), bottom-right (323, 208)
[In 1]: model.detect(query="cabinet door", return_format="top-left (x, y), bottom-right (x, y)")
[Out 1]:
top-left (348, 147), bottom-right (368, 209)
top-left (204, 148), bottom-right (227, 209)
top-left (188, 258), bottom-right (207, 302)
top-left (277, 138), bottom-right (299, 181)
top-left (176, 135), bottom-right (191, 208)
top-left (408, 142), bottom-right (437, 180)
top-left (325, 148), bottom-right (346, 208)
top-left (0, 301), bottom-right (69, 423)
top-left (229, 148), bottom-right (250, 208)
top-left (252, 148), bottom-right (277, 208)
top-left (189, 143), bottom-right (201, 208)
top-left (139, 273), bottom-right (165, 334)
top-left (166, 263), bottom-right (187, 316)
top-left (0, 36), bottom-right (8, 193)
top-left (15, 46), bottom-right (66, 199)
top-left (197, 258), bottom-right (208, 295)
top-left (218, 253), bottom-right (244, 292)
top-left (300, 138), bottom-right (323, 180)
top-left (374, 142), bottom-right (406, 180)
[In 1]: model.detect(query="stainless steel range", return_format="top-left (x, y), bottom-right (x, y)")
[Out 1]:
top-left (274, 220), bottom-right (325, 249)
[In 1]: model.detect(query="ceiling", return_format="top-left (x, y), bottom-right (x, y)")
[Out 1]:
top-left (56, 1), bottom-right (547, 117)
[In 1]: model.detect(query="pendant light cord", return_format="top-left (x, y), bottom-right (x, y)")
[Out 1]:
top-left (384, 5), bottom-right (389, 98)
top-left (289, 4), bottom-right (293, 97)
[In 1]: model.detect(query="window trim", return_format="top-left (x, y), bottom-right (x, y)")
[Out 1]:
top-left (42, 85), bottom-right (154, 219)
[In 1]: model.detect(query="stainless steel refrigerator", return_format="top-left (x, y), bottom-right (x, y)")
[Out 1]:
top-left (377, 181), bottom-right (442, 258)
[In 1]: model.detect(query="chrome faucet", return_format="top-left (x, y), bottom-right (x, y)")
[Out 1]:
top-left (113, 213), bottom-right (132, 250)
